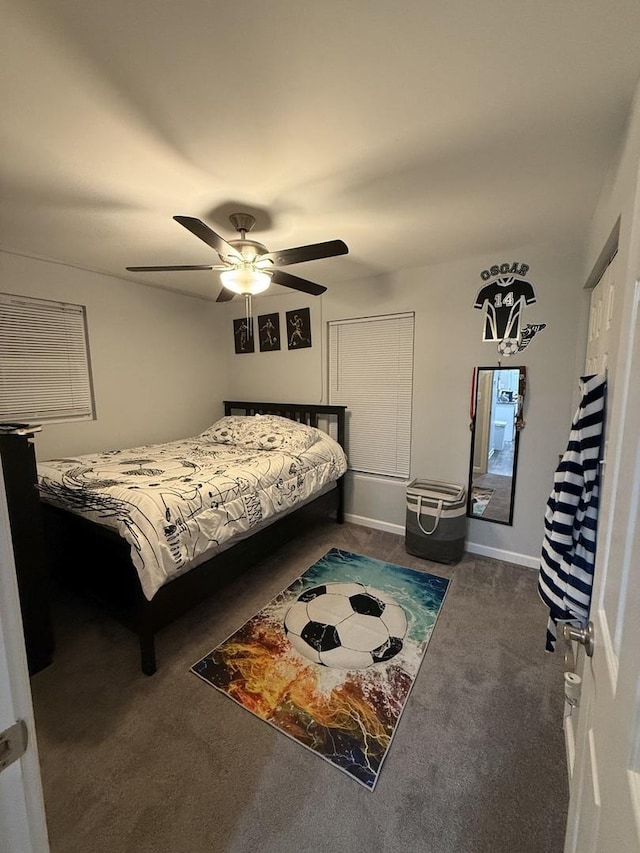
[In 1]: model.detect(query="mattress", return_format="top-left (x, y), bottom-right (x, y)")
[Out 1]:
top-left (38, 418), bottom-right (347, 600)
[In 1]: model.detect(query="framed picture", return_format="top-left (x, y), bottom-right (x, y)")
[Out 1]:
top-left (233, 317), bottom-right (255, 354)
top-left (258, 312), bottom-right (281, 352)
top-left (286, 307), bottom-right (312, 350)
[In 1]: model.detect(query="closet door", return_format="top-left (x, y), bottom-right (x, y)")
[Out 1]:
top-left (564, 222), bottom-right (640, 850)
top-left (585, 253), bottom-right (619, 375)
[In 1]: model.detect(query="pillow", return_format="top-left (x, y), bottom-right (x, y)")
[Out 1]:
top-left (201, 416), bottom-right (247, 445)
top-left (201, 414), bottom-right (319, 453)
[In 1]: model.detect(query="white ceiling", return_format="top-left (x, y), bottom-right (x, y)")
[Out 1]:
top-left (2, 0), bottom-right (640, 301)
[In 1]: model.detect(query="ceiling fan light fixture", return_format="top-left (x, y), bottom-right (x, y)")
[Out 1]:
top-left (220, 267), bottom-right (271, 295)
top-left (127, 213), bottom-right (348, 301)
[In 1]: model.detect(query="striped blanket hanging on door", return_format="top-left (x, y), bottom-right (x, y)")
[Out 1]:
top-left (537, 373), bottom-right (607, 651)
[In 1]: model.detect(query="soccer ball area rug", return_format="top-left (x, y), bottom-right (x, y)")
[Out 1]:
top-left (191, 548), bottom-right (450, 790)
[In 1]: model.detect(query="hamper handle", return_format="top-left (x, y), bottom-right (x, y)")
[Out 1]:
top-left (416, 497), bottom-right (443, 535)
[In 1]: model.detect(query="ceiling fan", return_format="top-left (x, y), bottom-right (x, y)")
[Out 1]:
top-left (126, 213), bottom-right (348, 302)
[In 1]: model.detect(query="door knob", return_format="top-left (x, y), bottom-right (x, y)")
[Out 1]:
top-left (563, 622), bottom-right (594, 657)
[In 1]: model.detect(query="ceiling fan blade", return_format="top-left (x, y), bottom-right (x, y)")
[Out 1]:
top-left (271, 269), bottom-right (327, 296)
top-left (216, 288), bottom-right (236, 303)
top-left (265, 239), bottom-right (348, 267)
top-left (126, 264), bottom-right (214, 272)
top-left (173, 216), bottom-right (240, 259)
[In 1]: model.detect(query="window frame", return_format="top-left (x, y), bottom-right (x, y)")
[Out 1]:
top-left (0, 292), bottom-right (96, 425)
top-left (328, 312), bottom-right (414, 480)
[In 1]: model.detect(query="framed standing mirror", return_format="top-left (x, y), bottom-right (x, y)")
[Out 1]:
top-left (467, 366), bottom-right (526, 525)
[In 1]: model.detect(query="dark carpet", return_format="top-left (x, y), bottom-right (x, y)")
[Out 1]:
top-left (30, 521), bottom-right (568, 853)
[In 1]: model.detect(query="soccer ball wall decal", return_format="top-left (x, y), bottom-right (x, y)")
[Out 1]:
top-left (497, 337), bottom-right (520, 357)
top-left (283, 582), bottom-right (408, 669)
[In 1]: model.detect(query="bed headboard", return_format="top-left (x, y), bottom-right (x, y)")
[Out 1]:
top-left (223, 401), bottom-right (346, 449)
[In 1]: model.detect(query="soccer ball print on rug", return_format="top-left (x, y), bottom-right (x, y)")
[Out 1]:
top-left (191, 548), bottom-right (450, 790)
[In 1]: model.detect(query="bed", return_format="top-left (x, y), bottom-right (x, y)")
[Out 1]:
top-left (38, 401), bottom-right (347, 674)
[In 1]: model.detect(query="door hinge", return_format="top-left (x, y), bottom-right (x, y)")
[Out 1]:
top-left (0, 720), bottom-right (28, 774)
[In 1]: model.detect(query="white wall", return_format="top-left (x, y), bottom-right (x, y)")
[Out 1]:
top-left (225, 293), bottom-right (325, 404)
top-left (586, 88), bottom-right (640, 284)
top-left (224, 241), bottom-right (586, 563)
top-left (0, 252), bottom-right (228, 460)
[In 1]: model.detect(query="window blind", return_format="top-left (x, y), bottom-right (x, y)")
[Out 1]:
top-left (0, 292), bottom-right (95, 423)
top-left (329, 313), bottom-right (414, 478)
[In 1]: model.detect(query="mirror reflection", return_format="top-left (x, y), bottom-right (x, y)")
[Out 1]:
top-left (467, 367), bottom-right (525, 525)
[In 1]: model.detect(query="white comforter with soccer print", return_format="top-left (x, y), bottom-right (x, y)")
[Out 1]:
top-left (37, 418), bottom-right (347, 601)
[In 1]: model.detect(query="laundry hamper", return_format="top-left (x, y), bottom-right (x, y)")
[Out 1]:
top-left (405, 479), bottom-right (467, 564)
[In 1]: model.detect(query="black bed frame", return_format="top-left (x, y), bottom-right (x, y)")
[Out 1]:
top-left (41, 401), bottom-right (346, 675)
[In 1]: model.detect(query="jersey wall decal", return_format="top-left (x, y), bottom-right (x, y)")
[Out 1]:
top-left (473, 261), bottom-right (546, 356)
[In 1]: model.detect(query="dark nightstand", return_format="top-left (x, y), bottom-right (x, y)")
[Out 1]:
top-left (0, 427), bottom-right (54, 674)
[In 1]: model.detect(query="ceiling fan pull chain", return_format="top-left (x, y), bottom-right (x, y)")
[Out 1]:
top-left (245, 293), bottom-right (253, 336)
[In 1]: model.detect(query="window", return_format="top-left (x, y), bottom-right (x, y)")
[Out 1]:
top-left (329, 312), bottom-right (414, 478)
top-left (0, 292), bottom-right (95, 424)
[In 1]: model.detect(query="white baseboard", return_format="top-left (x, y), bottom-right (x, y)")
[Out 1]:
top-left (344, 514), bottom-right (538, 569)
top-left (563, 706), bottom-right (576, 781)
top-left (344, 513), bottom-right (405, 536)
top-left (464, 541), bottom-right (539, 569)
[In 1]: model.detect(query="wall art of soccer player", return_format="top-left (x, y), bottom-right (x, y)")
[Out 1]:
top-left (286, 307), bottom-right (312, 350)
top-left (473, 261), bottom-right (537, 342)
top-left (258, 312), bottom-right (281, 352)
top-left (233, 317), bottom-right (255, 354)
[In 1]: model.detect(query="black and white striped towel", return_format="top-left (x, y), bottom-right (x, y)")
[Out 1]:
top-left (538, 373), bottom-right (607, 651)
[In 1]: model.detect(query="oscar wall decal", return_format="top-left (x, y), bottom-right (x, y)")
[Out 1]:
top-left (472, 261), bottom-right (547, 356)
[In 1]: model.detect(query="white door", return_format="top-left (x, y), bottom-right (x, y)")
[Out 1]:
top-left (564, 244), bottom-right (640, 843)
top-left (0, 458), bottom-right (50, 853)
top-left (473, 371), bottom-right (492, 474)
top-left (585, 253), bottom-right (619, 376)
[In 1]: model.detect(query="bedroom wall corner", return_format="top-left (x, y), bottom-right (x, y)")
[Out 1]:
top-left (224, 292), bottom-right (324, 403)
top-left (322, 245), bottom-right (585, 565)
top-left (220, 243), bottom-right (586, 566)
